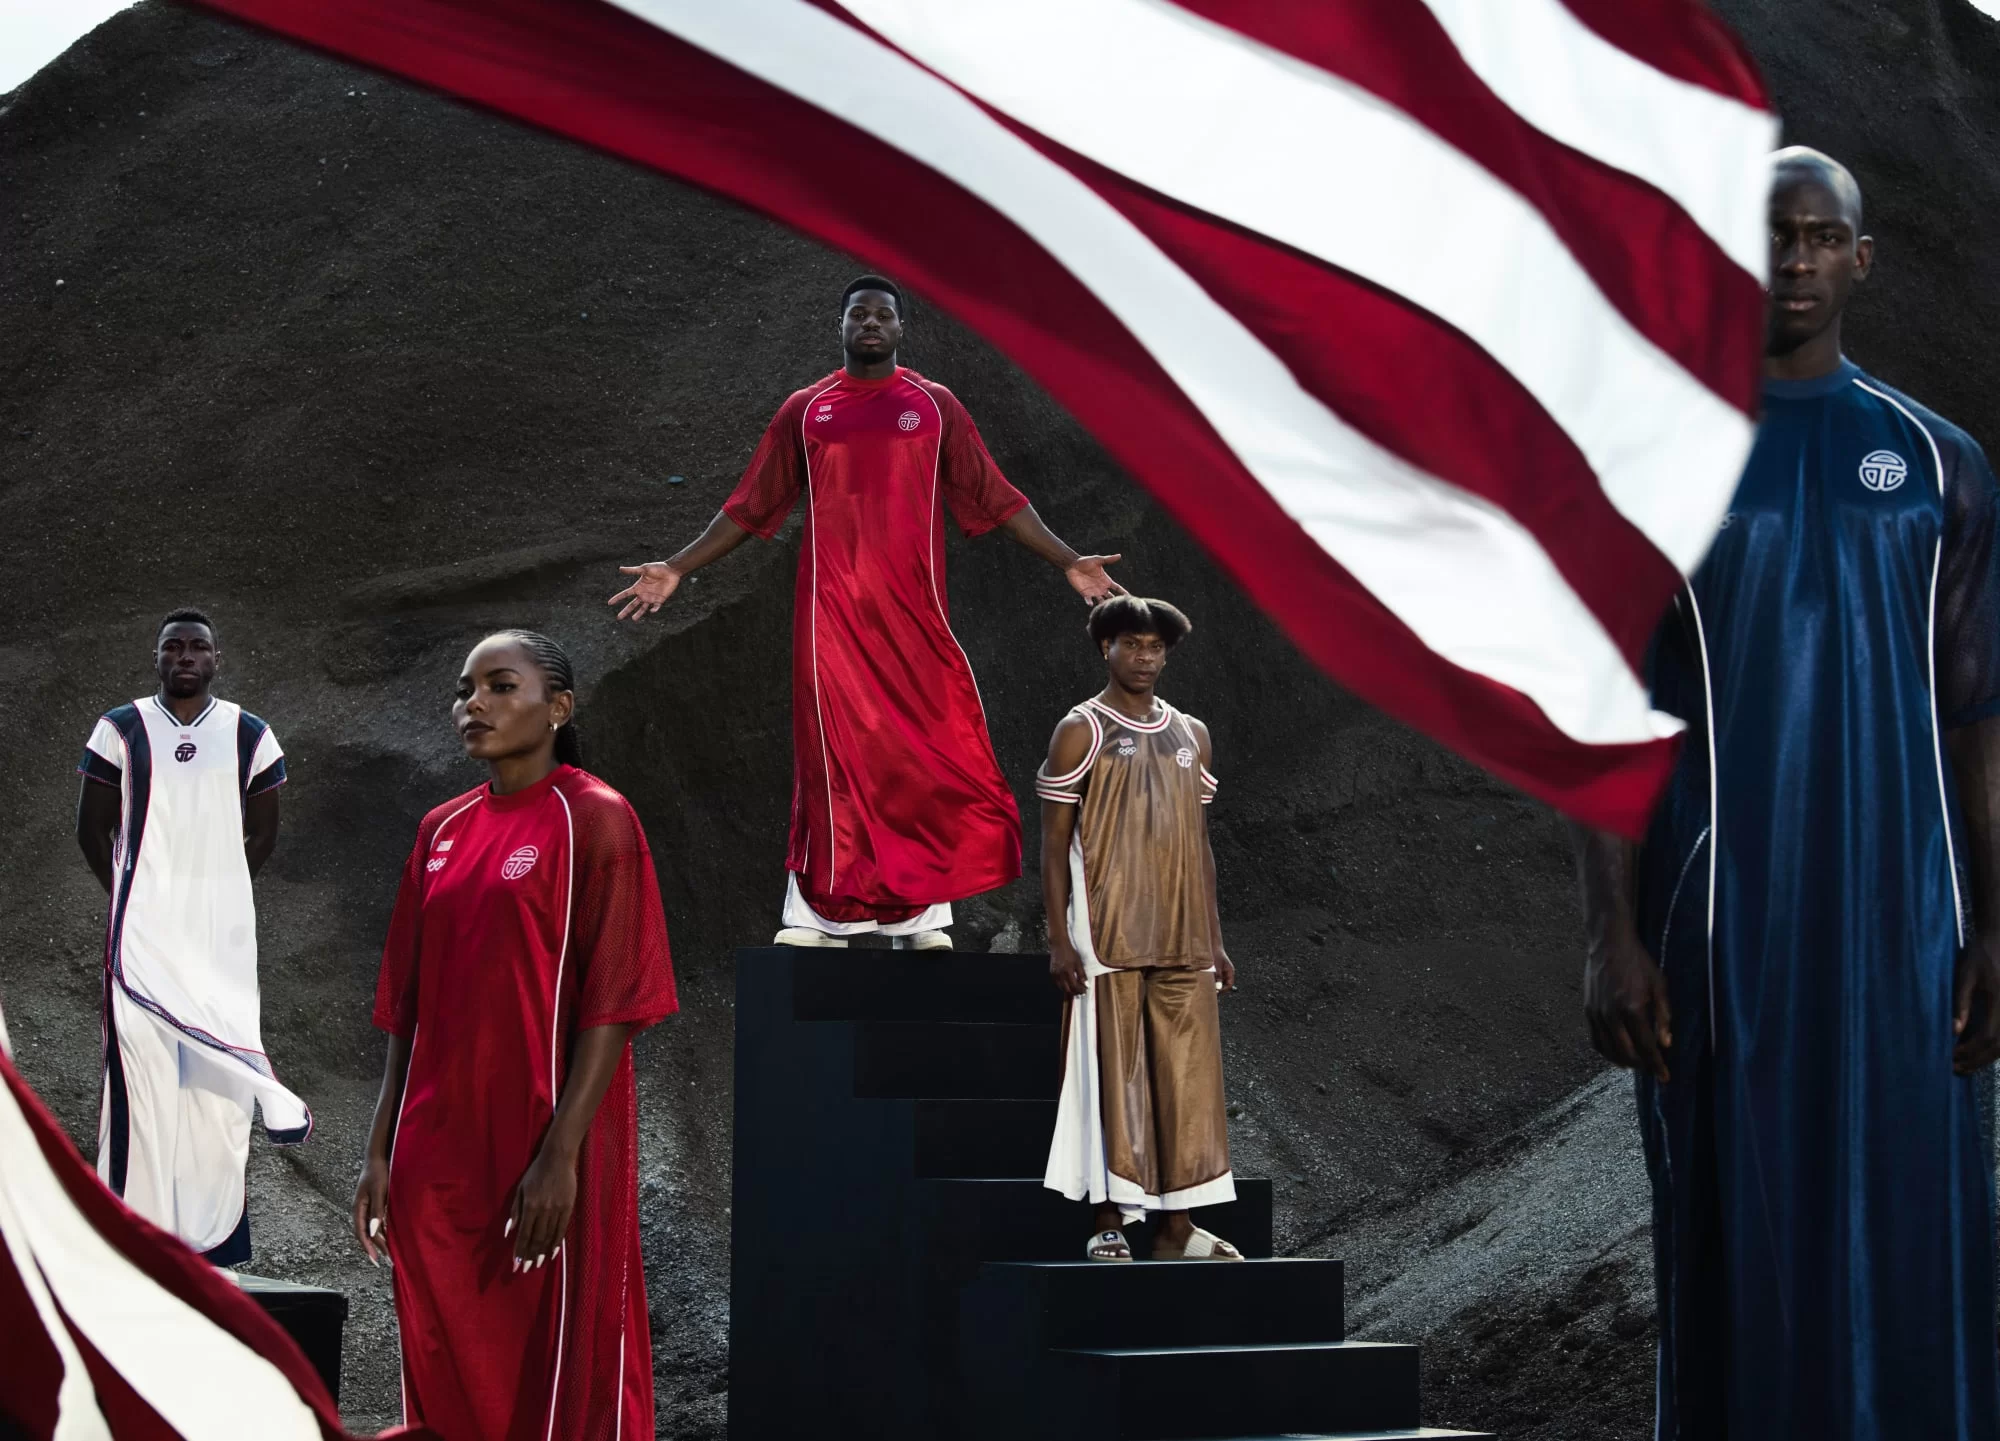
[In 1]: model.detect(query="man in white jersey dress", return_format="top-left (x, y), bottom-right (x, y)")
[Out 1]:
top-left (75, 608), bottom-right (309, 1265)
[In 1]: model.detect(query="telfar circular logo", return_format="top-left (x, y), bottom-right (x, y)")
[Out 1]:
top-left (1859, 449), bottom-right (1908, 493)
top-left (897, 410), bottom-right (922, 432)
top-left (501, 845), bottom-right (540, 881)
top-left (173, 742), bottom-right (197, 763)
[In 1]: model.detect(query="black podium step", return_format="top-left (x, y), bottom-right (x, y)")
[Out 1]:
top-left (963, 1259), bottom-right (1344, 1350)
top-left (230, 1273), bottom-right (346, 1403)
top-left (1049, 1341), bottom-right (1420, 1440)
top-left (788, 949), bottom-right (1058, 1023)
top-left (914, 1097), bottom-right (1057, 1176)
top-left (919, 1177), bottom-right (1273, 1265)
top-left (729, 946), bottom-right (1476, 1439)
top-left (1128, 1432), bottom-right (1493, 1440)
top-left (853, 1020), bottom-right (1060, 1098)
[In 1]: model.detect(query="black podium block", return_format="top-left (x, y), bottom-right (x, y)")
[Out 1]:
top-left (233, 1273), bottom-right (347, 1403)
top-left (728, 947), bottom-right (1487, 1440)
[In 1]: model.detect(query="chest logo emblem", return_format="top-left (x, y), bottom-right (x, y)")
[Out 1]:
top-left (814, 408), bottom-right (834, 423)
top-left (897, 410), bottom-right (922, 432)
top-left (173, 742), bottom-right (197, 763)
top-left (1859, 449), bottom-right (1908, 493)
top-left (1175, 746), bottom-right (1195, 769)
top-left (1116, 737), bottom-right (1137, 757)
top-left (501, 845), bottom-right (540, 880)
top-left (426, 857), bottom-right (446, 873)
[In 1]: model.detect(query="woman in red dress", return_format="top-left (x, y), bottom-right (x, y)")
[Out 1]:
top-left (351, 630), bottom-right (677, 1441)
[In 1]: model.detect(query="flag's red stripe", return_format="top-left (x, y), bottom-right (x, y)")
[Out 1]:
top-left (1144, 0), bottom-right (1762, 417)
top-left (191, 0), bottom-right (1678, 832)
top-left (1, 1053), bottom-right (370, 1440)
top-left (0, 1235), bottom-right (68, 1436)
top-left (1556, 0), bottom-right (1771, 106)
top-left (1016, 136), bottom-right (1682, 665)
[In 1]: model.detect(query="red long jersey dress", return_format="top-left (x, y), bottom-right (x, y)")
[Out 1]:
top-left (373, 766), bottom-right (677, 1441)
top-left (724, 367), bottom-right (1028, 923)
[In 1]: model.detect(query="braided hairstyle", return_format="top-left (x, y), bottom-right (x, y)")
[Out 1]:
top-left (495, 629), bottom-right (583, 768)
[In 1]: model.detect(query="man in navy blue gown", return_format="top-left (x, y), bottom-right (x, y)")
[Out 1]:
top-left (1576, 148), bottom-right (2000, 1439)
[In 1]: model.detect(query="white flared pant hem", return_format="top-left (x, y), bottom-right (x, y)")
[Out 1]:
top-left (781, 873), bottom-right (952, 936)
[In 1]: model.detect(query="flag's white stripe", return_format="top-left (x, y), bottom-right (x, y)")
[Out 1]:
top-left (836, 0), bottom-right (1752, 576)
top-left (1417, 0), bottom-right (1776, 279)
top-left (609, 0), bottom-right (1684, 747)
top-left (0, 1076), bottom-right (320, 1440)
top-left (0, 1126), bottom-right (113, 1440)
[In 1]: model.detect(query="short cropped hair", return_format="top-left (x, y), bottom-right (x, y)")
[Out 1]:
top-left (841, 274), bottom-right (904, 315)
top-left (1088, 596), bottom-right (1193, 649)
top-left (158, 607), bottom-right (214, 640)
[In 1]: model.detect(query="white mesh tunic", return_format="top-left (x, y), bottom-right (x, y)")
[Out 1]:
top-left (79, 696), bottom-right (308, 1261)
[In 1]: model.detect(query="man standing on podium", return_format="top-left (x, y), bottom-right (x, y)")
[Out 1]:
top-left (612, 276), bottom-right (1124, 950)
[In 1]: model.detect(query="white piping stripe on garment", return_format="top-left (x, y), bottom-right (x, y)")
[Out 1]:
top-left (914, 383), bottom-right (1001, 730)
top-left (1085, 697), bottom-right (1175, 733)
top-left (799, 378), bottom-right (845, 892)
top-left (612, 1253), bottom-right (630, 1441)
top-left (606, 0), bottom-right (1683, 751)
top-left (1415, 0), bottom-right (1775, 277)
top-left (1681, 587), bottom-right (1722, 1050)
top-left (543, 784), bottom-right (577, 1441)
top-left (1041, 706), bottom-right (1106, 787)
top-left (831, 0), bottom-right (1758, 573)
top-left (1855, 379), bottom-right (1967, 945)
top-left (386, 793), bottom-right (486, 1336)
top-left (0, 1071), bottom-right (319, 1439)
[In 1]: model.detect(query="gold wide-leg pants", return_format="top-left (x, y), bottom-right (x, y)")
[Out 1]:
top-left (1085, 966), bottom-right (1230, 1207)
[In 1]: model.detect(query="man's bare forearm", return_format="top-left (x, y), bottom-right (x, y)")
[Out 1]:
top-left (1001, 506), bottom-right (1081, 572)
top-left (1042, 805), bottom-right (1078, 957)
top-left (76, 782), bottom-right (117, 894)
top-left (1571, 823), bottom-right (1641, 958)
top-left (664, 510), bottom-right (754, 577)
top-left (1948, 717), bottom-right (2000, 937)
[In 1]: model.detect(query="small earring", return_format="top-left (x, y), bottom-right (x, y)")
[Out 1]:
top-left (549, 722), bottom-right (559, 732)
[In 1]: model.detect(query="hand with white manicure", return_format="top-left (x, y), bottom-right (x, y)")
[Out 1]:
top-left (508, 1137), bottom-right (579, 1275)
top-left (352, 1153), bottom-right (392, 1267)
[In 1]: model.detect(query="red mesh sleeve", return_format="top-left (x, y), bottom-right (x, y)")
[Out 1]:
top-left (722, 391), bottom-right (811, 539)
top-left (930, 384), bottom-right (1029, 538)
top-left (570, 789), bottom-right (679, 1032)
top-left (371, 823), bottom-right (432, 1037)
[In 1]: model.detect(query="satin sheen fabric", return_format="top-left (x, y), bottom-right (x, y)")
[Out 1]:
top-left (1637, 362), bottom-right (2000, 1440)
top-left (373, 767), bottom-right (677, 1441)
top-left (725, 367), bottom-right (1027, 919)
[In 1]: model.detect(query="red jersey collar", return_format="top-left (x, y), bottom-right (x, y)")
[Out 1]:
top-left (835, 365), bottom-right (904, 389)
top-left (483, 763), bottom-right (574, 811)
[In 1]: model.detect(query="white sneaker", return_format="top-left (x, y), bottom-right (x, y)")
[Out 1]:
top-left (892, 929), bottom-right (953, 952)
top-left (773, 927), bottom-right (849, 948)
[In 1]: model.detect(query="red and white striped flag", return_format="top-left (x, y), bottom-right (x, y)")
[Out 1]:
top-left (196, 0), bottom-right (1777, 836)
top-left (0, 1027), bottom-right (424, 1439)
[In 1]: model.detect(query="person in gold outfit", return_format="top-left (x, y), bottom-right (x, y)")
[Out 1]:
top-left (1038, 596), bottom-right (1240, 1262)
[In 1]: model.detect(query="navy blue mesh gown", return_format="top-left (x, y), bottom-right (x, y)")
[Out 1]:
top-left (1637, 359), bottom-right (2000, 1440)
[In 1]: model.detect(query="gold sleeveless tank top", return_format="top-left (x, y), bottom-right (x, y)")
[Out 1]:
top-left (1036, 698), bottom-right (1218, 969)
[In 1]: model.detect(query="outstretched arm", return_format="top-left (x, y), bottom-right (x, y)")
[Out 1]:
top-left (509, 1022), bottom-right (639, 1267)
top-left (1570, 824), bottom-right (1672, 1082)
top-left (610, 510), bottom-right (754, 622)
top-left (999, 506), bottom-right (1126, 604)
top-left (1948, 718), bottom-right (2000, 1073)
top-left (76, 780), bottom-right (119, 894)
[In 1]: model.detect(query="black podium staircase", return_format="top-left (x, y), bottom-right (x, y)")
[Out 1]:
top-left (729, 947), bottom-right (1488, 1440)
